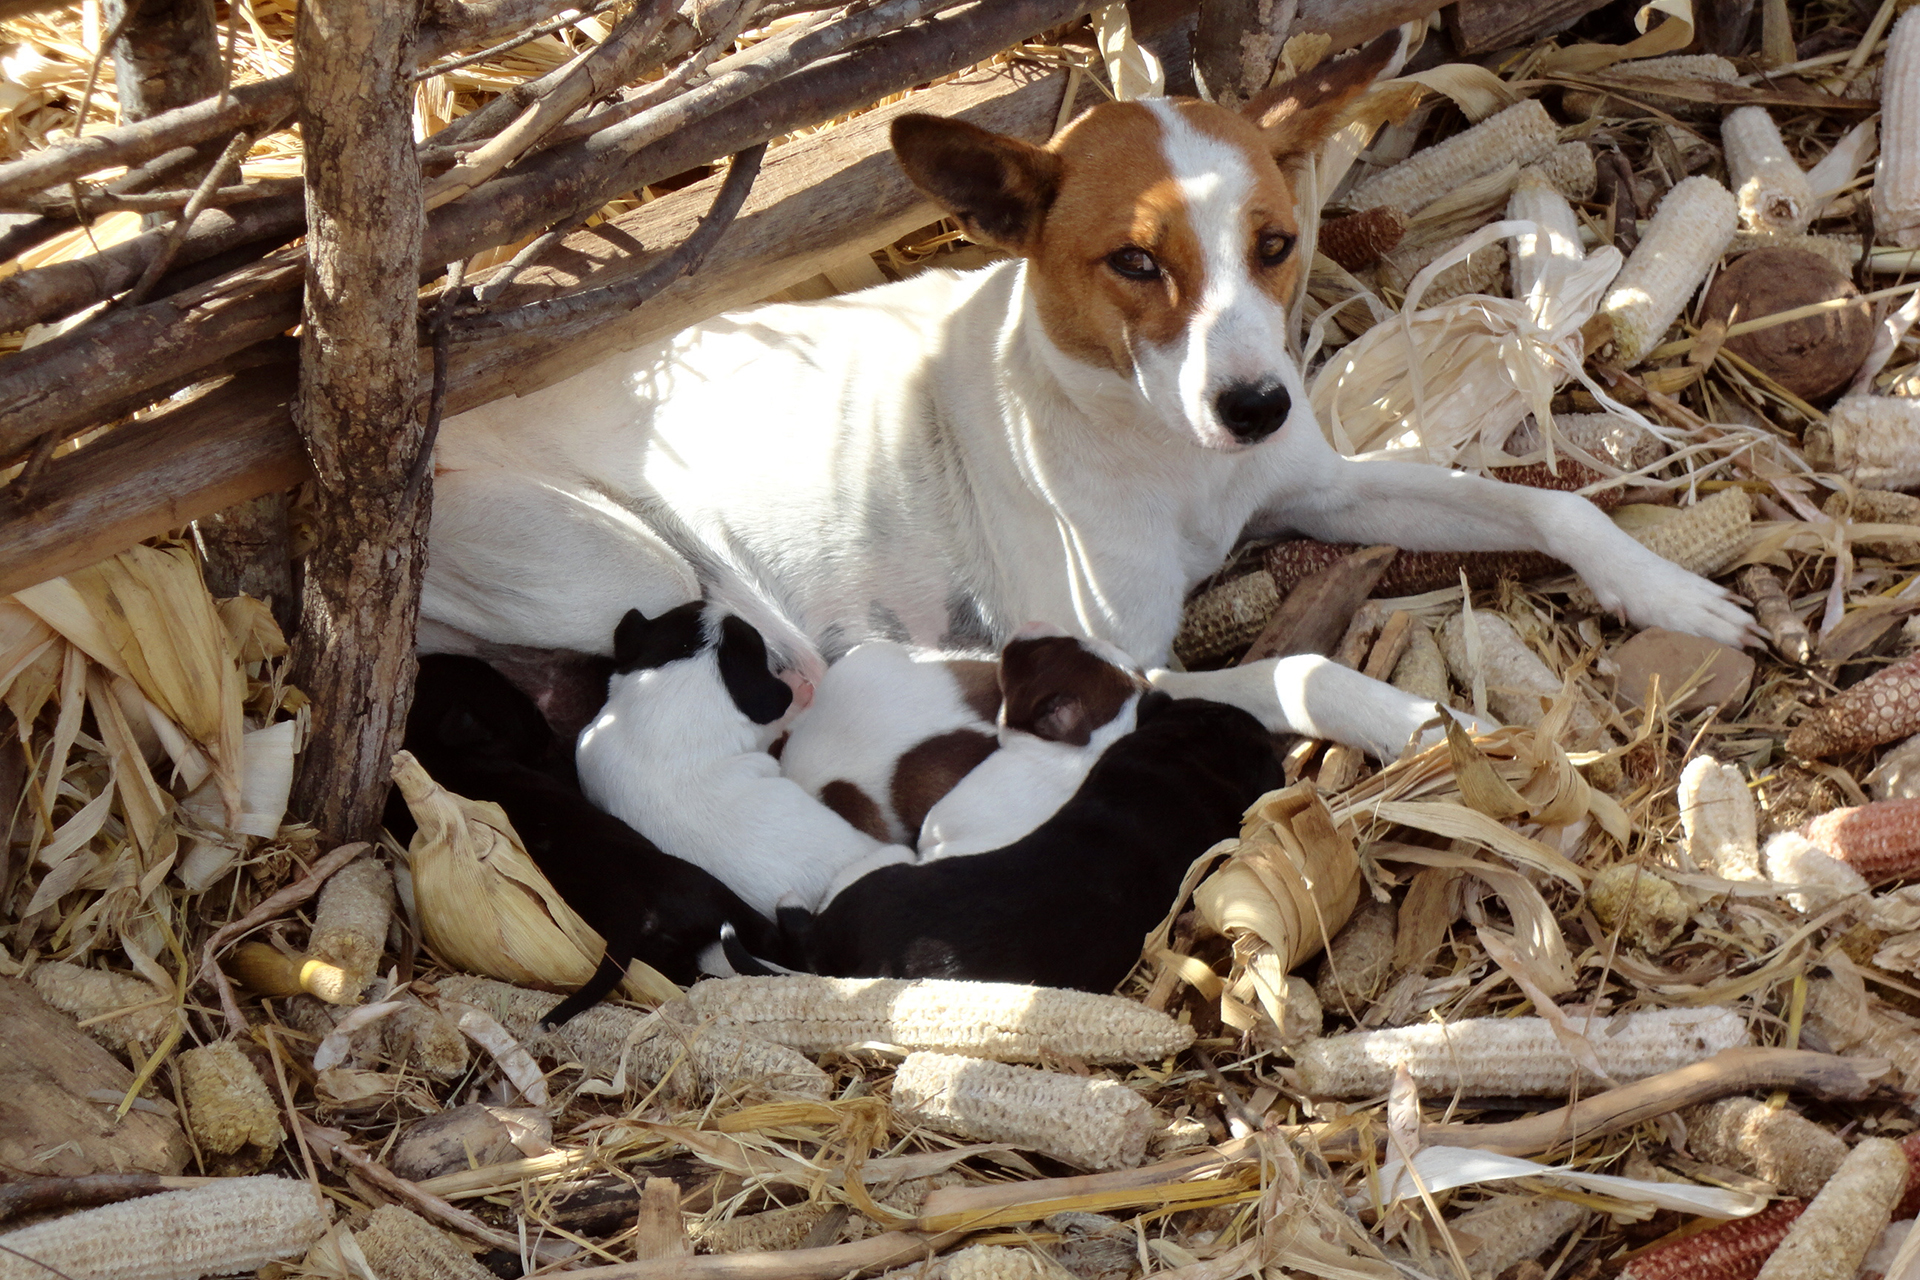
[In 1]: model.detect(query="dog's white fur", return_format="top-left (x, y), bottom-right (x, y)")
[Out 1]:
top-left (778, 639), bottom-right (994, 845)
top-left (426, 53), bottom-right (1754, 762)
top-left (575, 621), bottom-right (914, 917)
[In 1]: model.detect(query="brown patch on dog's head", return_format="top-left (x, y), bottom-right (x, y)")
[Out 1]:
top-left (890, 35), bottom-right (1393, 382)
top-left (820, 779), bottom-right (890, 844)
top-left (891, 728), bottom-right (998, 839)
top-left (998, 634), bottom-right (1145, 747)
top-left (941, 658), bottom-right (1002, 723)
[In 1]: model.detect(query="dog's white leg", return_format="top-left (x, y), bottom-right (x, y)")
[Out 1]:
top-left (1150, 657), bottom-right (1487, 761)
top-left (1269, 454), bottom-right (1760, 648)
top-left (424, 466), bottom-right (702, 655)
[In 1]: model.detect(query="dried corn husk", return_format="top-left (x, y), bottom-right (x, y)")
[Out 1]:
top-left (391, 751), bottom-right (680, 1005)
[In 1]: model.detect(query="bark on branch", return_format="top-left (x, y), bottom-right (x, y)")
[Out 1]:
top-left (285, 0), bottom-right (429, 844)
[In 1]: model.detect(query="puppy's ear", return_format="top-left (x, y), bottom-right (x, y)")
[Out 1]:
top-left (718, 616), bottom-right (794, 726)
top-left (892, 114), bottom-right (1063, 256)
top-left (1244, 29), bottom-right (1400, 159)
top-left (612, 608), bottom-right (652, 670)
top-left (1027, 692), bottom-right (1093, 746)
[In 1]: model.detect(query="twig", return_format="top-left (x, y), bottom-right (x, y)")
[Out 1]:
top-left (121, 130), bottom-right (254, 308)
top-left (68, 2), bottom-right (140, 146)
top-left (14, 176), bottom-right (302, 218)
top-left (455, 141), bottom-right (766, 340)
top-left (0, 1174), bottom-right (216, 1225)
top-left (415, 0), bottom-right (624, 80)
top-left (424, 0), bottom-right (684, 211)
top-left (299, 1119), bottom-right (570, 1261)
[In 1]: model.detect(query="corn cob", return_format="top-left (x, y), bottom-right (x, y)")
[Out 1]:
top-left (1390, 620), bottom-right (1451, 706)
top-left (1175, 570), bottom-right (1281, 667)
top-left (1619, 1198), bottom-right (1809, 1280)
top-left (1786, 650), bottom-right (1920, 758)
top-left (1378, 236), bottom-right (1510, 305)
top-left (1868, 733), bottom-right (1920, 802)
top-left (1825, 490), bottom-right (1920, 561)
top-left (1563, 54), bottom-right (1740, 120)
top-left (1449, 1195), bottom-right (1589, 1280)
top-left (944, 1246), bottom-right (1061, 1280)
top-left (890, 1052), bottom-right (1152, 1171)
top-left (1682, 1098), bottom-right (1848, 1198)
top-left (179, 1040), bottom-right (285, 1156)
top-left (1763, 833), bottom-right (1870, 912)
top-left (1267, 542), bottom-right (1568, 599)
top-left (225, 941), bottom-right (362, 1006)
top-left (1679, 755), bottom-right (1762, 880)
top-left (1727, 233), bottom-right (1856, 276)
top-left (1504, 412), bottom-right (1669, 474)
top-left (1292, 1007), bottom-right (1748, 1097)
top-left (382, 999), bottom-right (473, 1079)
top-left (1538, 141), bottom-right (1598, 202)
top-left (353, 1205), bottom-right (496, 1280)
top-left (684, 975), bottom-right (1192, 1063)
top-left (1754, 1138), bottom-right (1909, 1280)
top-left (1624, 487), bottom-right (1754, 577)
top-left (1795, 799), bottom-right (1920, 883)
top-left (1809, 397), bottom-right (1920, 491)
top-left (1313, 896), bottom-right (1397, 1016)
top-left (1601, 176), bottom-right (1739, 366)
top-left (309, 854), bottom-right (394, 1001)
top-left (1437, 610), bottom-right (1607, 748)
top-left (1723, 108), bottom-right (1815, 235)
top-left (1509, 167), bottom-right (1587, 301)
top-left (1319, 207), bottom-right (1408, 271)
top-left (436, 975), bottom-right (832, 1100)
top-left (692, 1202), bottom-right (835, 1254)
top-left (1588, 864), bottom-right (1691, 951)
top-left (1804, 971), bottom-right (1920, 1093)
top-left (1874, 8), bottom-right (1920, 248)
top-left (0, 1175), bottom-right (330, 1280)
top-left (1735, 566), bottom-right (1812, 665)
top-left (1348, 100), bottom-right (1557, 216)
top-left (30, 960), bottom-right (174, 1051)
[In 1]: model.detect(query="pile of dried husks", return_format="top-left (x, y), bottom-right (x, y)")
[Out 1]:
top-left (6, 1), bottom-right (1920, 1279)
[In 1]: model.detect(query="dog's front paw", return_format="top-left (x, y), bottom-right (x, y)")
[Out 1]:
top-left (1582, 553), bottom-right (1762, 649)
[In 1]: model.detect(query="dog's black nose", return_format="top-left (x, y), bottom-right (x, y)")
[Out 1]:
top-left (1215, 381), bottom-right (1292, 443)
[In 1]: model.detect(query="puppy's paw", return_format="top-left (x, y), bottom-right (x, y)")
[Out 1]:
top-left (1583, 555), bottom-right (1761, 649)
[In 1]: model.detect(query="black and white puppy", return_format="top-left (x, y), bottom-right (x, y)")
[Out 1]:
top-left (403, 654), bottom-right (780, 1026)
top-left (575, 602), bottom-right (916, 917)
top-left (785, 693), bottom-right (1281, 992)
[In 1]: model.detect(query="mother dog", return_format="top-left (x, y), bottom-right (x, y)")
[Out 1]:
top-left (422, 36), bottom-right (1755, 759)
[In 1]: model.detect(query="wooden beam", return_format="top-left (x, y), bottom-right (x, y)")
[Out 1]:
top-left (0, 63), bottom-right (1085, 599)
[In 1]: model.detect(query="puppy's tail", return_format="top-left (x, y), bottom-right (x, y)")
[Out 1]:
top-left (716, 920), bottom-right (805, 977)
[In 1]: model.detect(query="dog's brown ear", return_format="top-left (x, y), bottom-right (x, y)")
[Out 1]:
top-left (1244, 29), bottom-right (1401, 159)
top-left (892, 114), bottom-right (1063, 256)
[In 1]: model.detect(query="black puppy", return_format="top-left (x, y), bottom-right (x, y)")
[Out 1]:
top-left (768, 693), bottom-right (1280, 993)
top-left (401, 654), bottom-right (780, 1026)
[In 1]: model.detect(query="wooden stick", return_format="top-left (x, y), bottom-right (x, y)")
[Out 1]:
top-left (0, 1173), bottom-right (216, 1224)
top-left (1310, 1048), bottom-right (1891, 1160)
top-left (0, 62), bottom-right (1080, 596)
top-left (1243, 545), bottom-right (1398, 663)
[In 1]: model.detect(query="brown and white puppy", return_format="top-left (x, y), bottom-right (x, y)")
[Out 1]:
top-left (777, 639), bottom-right (1001, 845)
top-left (917, 624), bottom-right (1147, 860)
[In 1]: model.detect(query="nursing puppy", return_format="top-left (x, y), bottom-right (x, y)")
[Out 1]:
top-left (575, 603), bottom-right (916, 917)
top-left (790, 693), bottom-right (1279, 992)
top-left (402, 654), bottom-right (778, 1025)
top-left (777, 640), bottom-right (1000, 845)
top-left (424, 34), bottom-right (1757, 764)
top-left (918, 625), bottom-right (1147, 859)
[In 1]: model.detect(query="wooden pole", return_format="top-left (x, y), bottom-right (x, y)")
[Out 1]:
top-left (286, 0), bottom-right (427, 843)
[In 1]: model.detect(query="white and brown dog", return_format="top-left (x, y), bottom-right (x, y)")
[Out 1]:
top-left (423, 34), bottom-right (1756, 760)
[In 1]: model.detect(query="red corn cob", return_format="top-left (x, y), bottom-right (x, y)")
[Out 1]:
top-left (1318, 206), bottom-right (1408, 271)
top-left (1894, 1130), bottom-right (1920, 1220)
top-left (1798, 799), bottom-right (1920, 883)
top-left (1786, 652), bottom-right (1920, 759)
top-left (1619, 1200), bottom-right (1807, 1280)
top-left (1264, 540), bottom-right (1567, 597)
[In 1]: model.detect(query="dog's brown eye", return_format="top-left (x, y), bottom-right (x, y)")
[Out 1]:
top-left (1106, 247), bottom-right (1160, 280)
top-left (1257, 232), bottom-right (1295, 267)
